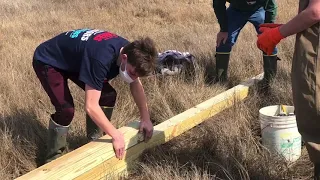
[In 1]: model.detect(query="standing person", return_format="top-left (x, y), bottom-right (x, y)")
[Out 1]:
top-left (212, 0), bottom-right (279, 93)
top-left (256, 0), bottom-right (320, 179)
top-left (32, 28), bottom-right (157, 164)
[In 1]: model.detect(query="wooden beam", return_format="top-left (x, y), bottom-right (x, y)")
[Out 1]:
top-left (16, 73), bottom-right (263, 180)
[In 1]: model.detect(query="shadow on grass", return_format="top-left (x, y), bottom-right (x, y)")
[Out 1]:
top-left (195, 53), bottom-right (243, 89)
top-left (195, 52), bottom-right (216, 85)
top-left (67, 133), bottom-right (88, 151)
top-left (0, 109), bottom-right (48, 168)
top-left (128, 137), bottom-right (285, 180)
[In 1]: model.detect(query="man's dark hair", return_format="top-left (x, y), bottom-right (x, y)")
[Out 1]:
top-left (122, 37), bottom-right (158, 76)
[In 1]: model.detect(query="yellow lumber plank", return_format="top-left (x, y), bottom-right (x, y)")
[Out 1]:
top-left (15, 121), bottom-right (142, 180)
top-left (77, 75), bottom-right (259, 180)
top-left (16, 73), bottom-right (263, 180)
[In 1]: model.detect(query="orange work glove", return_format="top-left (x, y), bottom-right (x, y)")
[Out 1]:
top-left (259, 23), bottom-right (283, 28)
top-left (257, 23), bottom-right (285, 55)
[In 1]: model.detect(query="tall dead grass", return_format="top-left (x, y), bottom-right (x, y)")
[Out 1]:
top-left (129, 76), bottom-right (314, 180)
top-left (0, 0), bottom-right (310, 179)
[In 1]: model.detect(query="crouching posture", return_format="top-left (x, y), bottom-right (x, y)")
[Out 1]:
top-left (32, 28), bottom-right (157, 164)
top-left (212, 0), bottom-right (279, 93)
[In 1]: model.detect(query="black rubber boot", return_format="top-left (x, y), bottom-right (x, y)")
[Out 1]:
top-left (314, 163), bottom-right (320, 180)
top-left (214, 53), bottom-right (230, 84)
top-left (257, 55), bottom-right (279, 95)
top-left (86, 106), bottom-right (114, 141)
top-left (45, 115), bottom-right (69, 164)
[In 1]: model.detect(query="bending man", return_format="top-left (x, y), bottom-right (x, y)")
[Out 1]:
top-left (32, 28), bottom-right (157, 164)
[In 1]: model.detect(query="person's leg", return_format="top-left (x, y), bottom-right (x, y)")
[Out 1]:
top-left (69, 76), bottom-right (117, 141)
top-left (249, 7), bottom-right (279, 94)
top-left (215, 6), bottom-right (248, 83)
top-left (291, 35), bottom-right (320, 179)
top-left (293, 89), bottom-right (320, 180)
top-left (32, 60), bottom-right (75, 164)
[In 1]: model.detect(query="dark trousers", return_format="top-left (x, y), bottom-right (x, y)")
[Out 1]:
top-left (32, 60), bottom-right (117, 126)
top-left (216, 6), bottom-right (277, 55)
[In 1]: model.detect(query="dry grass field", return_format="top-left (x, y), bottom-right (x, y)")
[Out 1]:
top-left (0, 0), bottom-right (312, 179)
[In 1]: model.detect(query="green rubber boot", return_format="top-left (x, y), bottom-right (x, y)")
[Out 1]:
top-left (214, 53), bottom-right (230, 84)
top-left (257, 55), bottom-right (279, 94)
top-left (86, 106), bottom-right (114, 141)
top-left (45, 117), bottom-right (69, 164)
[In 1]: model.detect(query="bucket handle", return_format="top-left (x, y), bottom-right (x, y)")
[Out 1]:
top-left (261, 123), bottom-right (272, 131)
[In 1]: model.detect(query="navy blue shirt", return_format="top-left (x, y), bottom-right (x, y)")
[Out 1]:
top-left (33, 28), bottom-right (130, 90)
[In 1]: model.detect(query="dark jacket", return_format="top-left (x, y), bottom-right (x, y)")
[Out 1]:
top-left (213, 0), bottom-right (278, 32)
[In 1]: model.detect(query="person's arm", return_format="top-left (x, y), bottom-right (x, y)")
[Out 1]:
top-left (279, 0), bottom-right (320, 37)
top-left (85, 84), bottom-right (125, 159)
top-left (79, 48), bottom-right (125, 159)
top-left (213, 0), bottom-right (228, 32)
top-left (264, 0), bottom-right (278, 23)
top-left (130, 78), bottom-right (149, 121)
top-left (85, 85), bottom-right (118, 137)
top-left (129, 78), bottom-right (153, 141)
top-left (257, 0), bottom-right (320, 55)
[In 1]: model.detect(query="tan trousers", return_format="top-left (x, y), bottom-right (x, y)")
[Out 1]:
top-left (292, 0), bottom-right (320, 164)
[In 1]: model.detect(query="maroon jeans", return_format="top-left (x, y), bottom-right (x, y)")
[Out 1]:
top-left (32, 60), bottom-right (117, 126)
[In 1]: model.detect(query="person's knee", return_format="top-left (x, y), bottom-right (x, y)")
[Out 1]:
top-left (305, 142), bottom-right (320, 164)
top-left (54, 105), bottom-right (75, 126)
top-left (62, 107), bottom-right (75, 121)
top-left (258, 14), bottom-right (265, 25)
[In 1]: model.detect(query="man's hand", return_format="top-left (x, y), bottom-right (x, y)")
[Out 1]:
top-left (85, 84), bottom-right (125, 160)
top-left (111, 130), bottom-right (125, 160)
top-left (257, 23), bottom-right (285, 55)
top-left (139, 119), bottom-right (153, 142)
top-left (258, 23), bottom-right (284, 36)
top-left (216, 32), bottom-right (228, 47)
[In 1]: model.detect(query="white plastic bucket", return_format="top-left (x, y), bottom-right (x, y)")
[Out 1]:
top-left (259, 105), bottom-right (301, 162)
